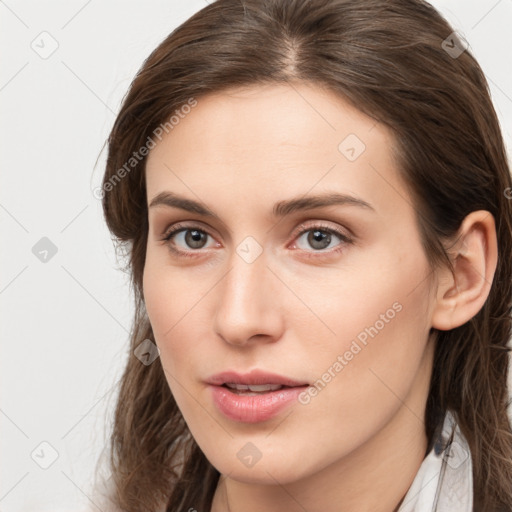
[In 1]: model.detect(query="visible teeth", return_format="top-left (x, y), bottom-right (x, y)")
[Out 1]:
top-left (225, 383), bottom-right (283, 392)
top-left (249, 384), bottom-right (283, 392)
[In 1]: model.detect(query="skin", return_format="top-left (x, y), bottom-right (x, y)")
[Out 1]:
top-left (142, 82), bottom-right (497, 512)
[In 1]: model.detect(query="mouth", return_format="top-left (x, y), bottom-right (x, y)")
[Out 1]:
top-left (206, 370), bottom-right (309, 423)
top-left (221, 383), bottom-right (294, 395)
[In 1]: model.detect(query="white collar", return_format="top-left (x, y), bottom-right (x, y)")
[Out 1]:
top-left (397, 409), bottom-right (473, 512)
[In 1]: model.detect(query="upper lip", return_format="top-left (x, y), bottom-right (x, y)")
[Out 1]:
top-left (206, 370), bottom-right (309, 387)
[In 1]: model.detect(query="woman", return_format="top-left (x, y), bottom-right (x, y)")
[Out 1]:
top-left (96, 0), bottom-right (512, 510)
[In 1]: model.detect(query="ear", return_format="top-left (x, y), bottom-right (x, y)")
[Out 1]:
top-left (431, 210), bottom-right (498, 331)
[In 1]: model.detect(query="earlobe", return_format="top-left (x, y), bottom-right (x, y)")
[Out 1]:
top-left (430, 211), bottom-right (497, 331)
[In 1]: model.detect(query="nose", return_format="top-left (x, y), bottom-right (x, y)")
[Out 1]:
top-left (213, 248), bottom-right (284, 347)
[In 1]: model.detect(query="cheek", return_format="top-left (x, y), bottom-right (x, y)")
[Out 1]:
top-left (299, 254), bottom-right (434, 429)
top-left (144, 246), bottom-right (192, 327)
top-left (142, 255), bottom-right (216, 379)
top-left (287, 240), bottom-right (432, 384)
top-left (143, 259), bottom-right (184, 359)
top-left (283, 244), bottom-right (431, 353)
top-left (142, 263), bottom-right (203, 421)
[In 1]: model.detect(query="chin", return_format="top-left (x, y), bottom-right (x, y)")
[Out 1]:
top-left (205, 445), bottom-right (312, 485)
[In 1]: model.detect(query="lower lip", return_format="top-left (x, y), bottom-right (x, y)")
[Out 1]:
top-left (209, 385), bottom-right (307, 423)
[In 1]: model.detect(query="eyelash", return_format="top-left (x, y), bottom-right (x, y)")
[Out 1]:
top-left (160, 222), bottom-right (353, 259)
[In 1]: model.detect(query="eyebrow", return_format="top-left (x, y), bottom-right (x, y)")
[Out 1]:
top-left (148, 191), bottom-right (375, 218)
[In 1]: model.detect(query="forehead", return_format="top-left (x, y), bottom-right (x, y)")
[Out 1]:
top-left (149, 82), bottom-right (381, 158)
top-left (145, 82), bottom-right (409, 218)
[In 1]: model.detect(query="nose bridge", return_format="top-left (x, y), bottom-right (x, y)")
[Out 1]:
top-left (213, 245), bottom-right (281, 345)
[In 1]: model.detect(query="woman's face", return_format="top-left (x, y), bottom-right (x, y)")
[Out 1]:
top-left (143, 82), bottom-right (438, 485)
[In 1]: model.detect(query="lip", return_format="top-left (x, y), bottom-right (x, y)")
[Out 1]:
top-left (206, 370), bottom-right (309, 387)
top-left (206, 370), bottom-right (309, 423)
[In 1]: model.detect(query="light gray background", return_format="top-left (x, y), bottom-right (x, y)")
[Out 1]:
top-left (1, 1), bottom-right (511, 510)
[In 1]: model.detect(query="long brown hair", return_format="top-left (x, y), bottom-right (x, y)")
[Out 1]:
top-left (100, 1), bottom-right (512, 510)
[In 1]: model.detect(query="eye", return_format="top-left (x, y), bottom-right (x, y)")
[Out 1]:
top-left (174, 228), bottom-right (210, 249)
top-left (161, 223), bottom-right (218, 256)
top-left (292, 223), bottom-right (352, 254)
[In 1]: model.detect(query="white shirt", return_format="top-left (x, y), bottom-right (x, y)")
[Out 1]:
top-left (397, 409), bottom-right (472, 512)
